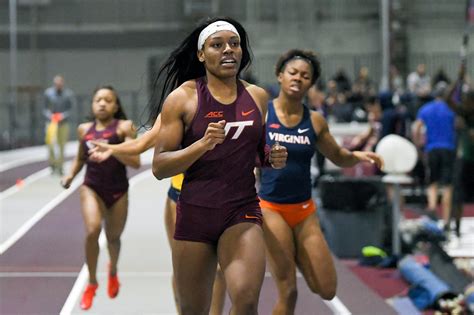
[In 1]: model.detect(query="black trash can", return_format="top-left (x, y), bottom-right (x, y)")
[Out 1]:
top-left (317, 175), bottom-right (390, 258)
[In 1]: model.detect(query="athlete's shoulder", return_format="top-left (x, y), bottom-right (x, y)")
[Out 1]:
top-left (309, 110), bottom-right (327, 134)
top-left (77, 122), bottom-right (93, 138)
top-left (179, 79), bottom-right (198, 96)
top-left (309, 109), bottom-right (325, 121)
top-left (117, 119), bottom-right (136, 137)
top-left (117, 119), bottom-right (133, 128)
top-left (164, 80), bottom-right (197, 106)
top-left (241, 80), bottom-right (269, 117)
top-left (242, 80), bottom-right (268, 100)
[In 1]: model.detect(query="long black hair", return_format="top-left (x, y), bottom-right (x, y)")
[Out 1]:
top-left (88, 85), bottom-right (127, 121)
top-left (146, 16), bottom-right (252, 126)
top-left (274, 49), bottom-right (321, 85)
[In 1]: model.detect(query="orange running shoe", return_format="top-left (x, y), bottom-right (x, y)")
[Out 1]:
top-left (80, 283), bottom-right (98, 310)
top-left (108, 272), bottom-right (120, 298)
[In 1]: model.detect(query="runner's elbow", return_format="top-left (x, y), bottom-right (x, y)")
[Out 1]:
top-left (152, 163), bottom-right (165, 180)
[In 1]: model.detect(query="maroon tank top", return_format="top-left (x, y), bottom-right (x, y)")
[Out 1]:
top-left (82, 119), bottom-right (128, 191)
top-left (180, 77), bottom-right (262, 209)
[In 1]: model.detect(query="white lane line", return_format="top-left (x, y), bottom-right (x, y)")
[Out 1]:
top-left (0, 272), bottom-right (297, 278)
top-left (323, 296), bottom-right (352, 315)
top-left (0, 178), bottom-right (82, 255)
top-left (59, 233), bottom-right (104, 315)
top-left (0, 156), bottom-right (46, 172)
top-left (0, 271), bottom-right (170, 278)
top-left (281, 272), bottom-right (352, 314)
top-left (0, 142), bottom-right (78, 172)
top-left (60, 170), bottom-right (153, 315)
top-left (0, 167), bottom-right (51, 201)
top-left (60, 253), bottom-right (97, 315)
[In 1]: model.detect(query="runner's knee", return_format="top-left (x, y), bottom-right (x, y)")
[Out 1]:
top-left (281, 285), bottom-right (298, 305)
top-left (229, 286), bottom-right (259, 313)
top-left (85, 226), bottom-right (101, 241)
top-left (307, 278), bottom-right (336, 300)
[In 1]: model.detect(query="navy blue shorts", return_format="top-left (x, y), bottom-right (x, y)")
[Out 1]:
top-left (167, 185), bottom-right (181, 203)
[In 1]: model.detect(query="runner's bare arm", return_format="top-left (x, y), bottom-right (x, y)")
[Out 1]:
top-left (152, 84), bottom-right (221, 179)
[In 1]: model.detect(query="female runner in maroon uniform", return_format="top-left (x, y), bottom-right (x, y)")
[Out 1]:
top-left (62, 86), bottom-right (140, 310)
top-left (149, 17), bottom-right (287, 314)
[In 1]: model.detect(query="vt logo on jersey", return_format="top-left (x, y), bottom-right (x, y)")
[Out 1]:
top-left (269, 132), bottom-right (311, 145)
top-left (224, 121), bottom-right (253, 139)
top-left (85, 138), bottom-right (109, 150)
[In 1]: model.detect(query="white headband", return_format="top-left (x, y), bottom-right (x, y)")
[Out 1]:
top-left (197, 21), bottom-right (240, 50)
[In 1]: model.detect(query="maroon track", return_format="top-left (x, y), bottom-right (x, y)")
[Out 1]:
top-left (0, 161), bottom-right (49, 192)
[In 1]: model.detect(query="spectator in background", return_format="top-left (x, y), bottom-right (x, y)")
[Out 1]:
top-left (325, 79), bottom-right (339, 102)
top-left (332, 68), bottom-right (352, 94)
top-left (379, 91), bottom-right (410, 139)
top-left (307, 81), bottom-right (327, 114)
top-left (43, 75), bottom-right (76, 175)
top-left (349, 66), bottom-right (375, 121)
top-left (352, 66), bottom-right (376, 100)
top-left (344, 96), bottom-right (383, 177)
top-left (390, 64), bottom-right (404, 95)
top-left (349, 96), bottom-right (382, 153)
top-left (432, 68), bottom-right (451, 87)
top-left (407, 63), bottom-right (432, 107)
top-left (325, 79), bottom-right (350, 122)
top-left (414, 82), bottom-right (456, 228)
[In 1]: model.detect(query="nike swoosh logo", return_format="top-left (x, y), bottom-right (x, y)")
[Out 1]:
top-left (298, 128), bottom-right (309, 134)
top-left (302, 203), bottom-right (310, 209)
top-left (245, 214), bottom-right (259, 219)
top-left (242, 109), bottom-right (255, 116)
